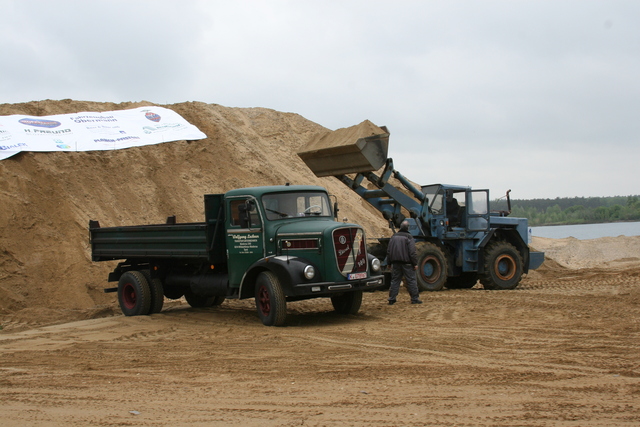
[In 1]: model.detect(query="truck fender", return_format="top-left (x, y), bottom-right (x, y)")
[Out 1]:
top-left (238, 256), bottom-right (317, 299)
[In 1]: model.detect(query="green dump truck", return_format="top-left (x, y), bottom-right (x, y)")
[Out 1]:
top-left (90, 185), bottom-right (384, 326)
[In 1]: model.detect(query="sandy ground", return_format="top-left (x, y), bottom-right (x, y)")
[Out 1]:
top-left (2, 246), bottom-right (640, 426)
top-left (1, 100), bottom-right (639, 425)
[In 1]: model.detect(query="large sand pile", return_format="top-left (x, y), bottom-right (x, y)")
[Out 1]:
top-left (0, 100), bottom-right (388, 321)
top-left (0, 100), bottom-right (638, 326)
top-left (531, 235), bottom-right (640, 269)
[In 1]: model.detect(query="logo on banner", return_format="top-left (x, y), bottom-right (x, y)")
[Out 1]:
top-left (145, 112), bottom-right (161, 122)
top-left (0, 128), bottom-right (11, 142)
top-left (54, 139), bottom-right (71, 149)
top-left (19, 118), bottom-right (61, 128)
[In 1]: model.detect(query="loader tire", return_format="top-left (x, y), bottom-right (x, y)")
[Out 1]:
top-left (445, 272), bottom-right (478, 289)
top-left (331, 291), bottom-right (363, 315)
top-left (415, 242), bottom-right (448, 292)
top-left (117, 271), bottom-right (152, 316)
top-left (184, 290), bottom-right (218, 308)
top-left (163, 286), bottom-right (184, 300)
top-left (480, 241), bottom-right (523, 290)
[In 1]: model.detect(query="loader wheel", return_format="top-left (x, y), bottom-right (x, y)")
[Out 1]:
top-left (118, 271), bottom-right (152, 316)
top-left (163, 286), bottom-right (184, 300)
top-left (255, 271), bottom-right (287, 326)
top-left (366, 242), bottom-right (387, 260)
top-left (415, 242), bottom-right (448, 292)
top-left (480, 241), bottom-right (523, 290)
top-left (212, 296), bottom-right (226, 306)
top-left (331, 291), bottom-right (363, 315)
top-left (184, 290), bottom-right (218, 308)
top-left (141, 270), bottom-right (164, 314)
top-left (445, 272), bottom-right (478, 289)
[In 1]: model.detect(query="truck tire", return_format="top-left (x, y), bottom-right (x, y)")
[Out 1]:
top-left (141, 270), bottom-right (164, 314)
top-left (445, 272), bottom-right (478, 289)
top-left (480, 241), bottom-right (523, 290)
top-left (255, 271), bottom-right (287, 326)
top-left (415, 242), bottom-right (448, 292)
top-left (331, 290), bottom-right (363, 315)
top-left (184, 290), bottom-right (218, 308)
top-left (117, 271), bottom-right (152, 316)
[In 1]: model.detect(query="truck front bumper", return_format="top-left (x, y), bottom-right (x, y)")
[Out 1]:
top-left (292, 274), bottom-right (385, 297)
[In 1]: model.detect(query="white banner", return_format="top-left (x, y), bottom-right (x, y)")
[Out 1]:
top-left (0, 106), bottom-right (207, 160)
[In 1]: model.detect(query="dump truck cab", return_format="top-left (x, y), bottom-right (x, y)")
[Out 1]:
top-left (219, 185), bottom-right (381, 301)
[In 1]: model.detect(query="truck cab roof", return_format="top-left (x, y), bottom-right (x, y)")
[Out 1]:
top-left (224, 185), bottom-right (328, 198)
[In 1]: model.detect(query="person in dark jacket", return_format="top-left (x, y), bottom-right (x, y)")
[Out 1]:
top-left (386, 220), bottom-right (422, 305)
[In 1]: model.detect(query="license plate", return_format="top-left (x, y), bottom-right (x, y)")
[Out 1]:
top-left (348, 272), bottom-right (367, 280)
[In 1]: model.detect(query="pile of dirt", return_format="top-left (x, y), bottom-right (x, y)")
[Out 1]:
top-left (0, 100), bottom-right (388, 322)
top-left (531, 235), bottom-right (640, 269)
top-left (1, 99), bottom-right (638, 328)
top-left (297, 119), bottom-right (390, 177)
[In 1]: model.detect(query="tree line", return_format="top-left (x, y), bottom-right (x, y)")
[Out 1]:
top-left (491, 195), bottom-right (640, 226)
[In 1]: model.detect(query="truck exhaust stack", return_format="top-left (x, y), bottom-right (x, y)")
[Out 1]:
top-left (297, 120), bottom-right (390, 177)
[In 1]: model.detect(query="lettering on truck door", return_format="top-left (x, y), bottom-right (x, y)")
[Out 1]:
top-left (226, 197), bottom-right (264, 287)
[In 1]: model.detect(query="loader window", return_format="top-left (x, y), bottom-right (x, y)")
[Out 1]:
top-left (422, 185), bottom-right (443, 214)
top-left (467, 190), bottom-right (489, 231)
top-left (430, 192), bottom-right (444, 215)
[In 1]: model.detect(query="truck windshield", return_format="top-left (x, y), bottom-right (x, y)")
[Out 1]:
top-left (262, 191), bottom-right (332, 220)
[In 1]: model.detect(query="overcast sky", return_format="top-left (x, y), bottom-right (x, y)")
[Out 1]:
top-left (1, 0), bottom-right (638, 199)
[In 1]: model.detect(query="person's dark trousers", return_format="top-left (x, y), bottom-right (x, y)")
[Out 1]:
top-left (388, 262), bottom-right (420, 302)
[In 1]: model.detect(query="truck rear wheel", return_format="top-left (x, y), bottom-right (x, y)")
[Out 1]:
top-left (415, 242), bottom-right (448, 292)
top-left (117, 271), bottom-right (152, 316)
top-left (331, 291), bottom-right (363, 315)
top-left (141, 270), bottom-right (164, 314)
top-left (480, 241), bottom-right (523, 290)
top-left (255, 271), bottom-right (287, 326)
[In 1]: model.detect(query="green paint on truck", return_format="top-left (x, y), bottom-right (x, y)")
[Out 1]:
top-left (90, 185), bottom-right (384, 326)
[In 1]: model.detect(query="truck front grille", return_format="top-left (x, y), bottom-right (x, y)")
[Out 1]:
top-left (332, 227), bottom-right (367, 277)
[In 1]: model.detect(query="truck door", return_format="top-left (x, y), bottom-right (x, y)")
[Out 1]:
top-left (466, 190), bottom-right (490, 231)
top-left (225, 197), bottom-right (264, 287)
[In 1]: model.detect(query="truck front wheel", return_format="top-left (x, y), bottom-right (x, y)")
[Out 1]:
top-left (255, 271), bottom-right (287, 326)
top-left (480, 241), bottom-right (523, 290)
top-left (331, 290), bottom-right (363, 315)
top-left (415, 242), bottom-right (448, 292)
top-left (117, 271), bottom-right (152, 316)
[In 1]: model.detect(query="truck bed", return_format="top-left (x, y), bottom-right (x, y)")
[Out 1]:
top-left (90, 221), bottom-right (209, 262)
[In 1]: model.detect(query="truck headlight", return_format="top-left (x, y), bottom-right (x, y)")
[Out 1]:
top-left (304, 265), bottom-right (316, 280)
top-left (371, 257), bottom-right (381, 273)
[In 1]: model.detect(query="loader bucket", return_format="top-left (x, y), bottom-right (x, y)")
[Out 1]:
top-left (297, 120), bottom-right (389, 177)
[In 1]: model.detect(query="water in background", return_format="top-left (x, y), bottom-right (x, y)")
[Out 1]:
top-left (530, 221), bottom-right (640, 240)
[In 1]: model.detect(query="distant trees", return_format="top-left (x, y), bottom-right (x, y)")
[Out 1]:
top-left (491, 195), bottom-right (640, 226)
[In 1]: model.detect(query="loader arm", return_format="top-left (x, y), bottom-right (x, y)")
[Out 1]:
top-left (336, 158), bottom-right (431, 237)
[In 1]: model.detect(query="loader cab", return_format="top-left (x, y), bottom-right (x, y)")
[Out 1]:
top-left (422, 184), bottom-right (490, 234)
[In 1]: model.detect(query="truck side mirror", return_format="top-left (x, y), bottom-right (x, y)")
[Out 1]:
top-left (333, 201), bottom-right (339, 221)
